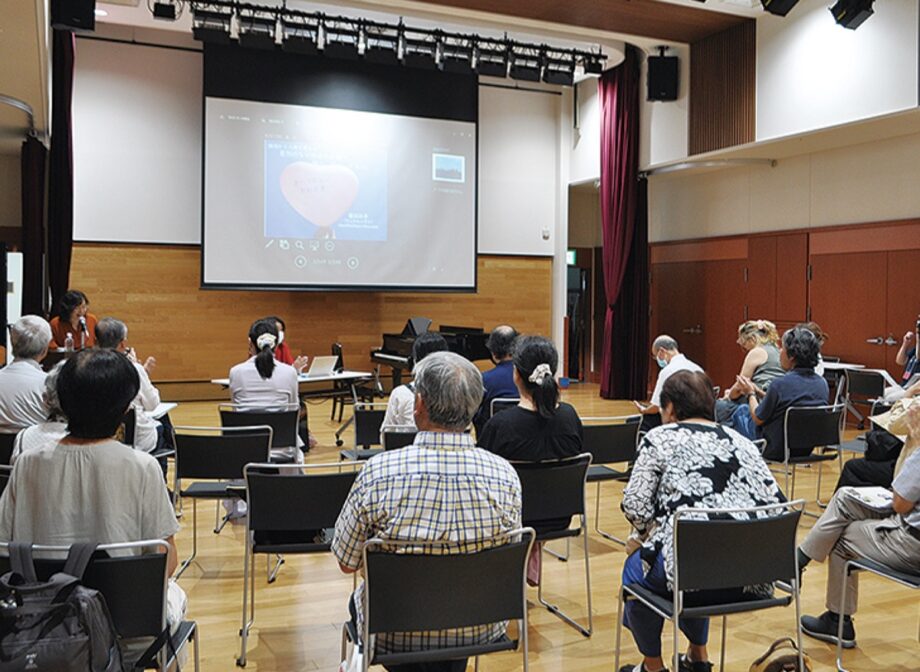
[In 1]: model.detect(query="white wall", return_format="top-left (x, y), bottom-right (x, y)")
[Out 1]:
top-left (649, 130), bottom-right (920, 242)
top-left (640, 45), bottom-right (689, 168)
top-left (757, 0), bottom-right (919, 141)
top-left (73, 39), bottom-right (202, 244)
top-left (569, 80), bottom-right (600, 185)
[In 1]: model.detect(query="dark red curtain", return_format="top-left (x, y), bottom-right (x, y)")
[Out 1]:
top-left (48, 29), bottom-right (76, 314)
top-left (598, 46), bottom-right (641, 399)
top-left (21, 136), bottom-right (47, 317)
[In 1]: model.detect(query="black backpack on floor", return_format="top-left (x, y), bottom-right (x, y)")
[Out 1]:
top-left (0, 542), bottom-right (124, 671)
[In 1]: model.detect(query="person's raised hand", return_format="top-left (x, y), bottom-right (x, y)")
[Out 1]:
top-left (905, 331), bottom-right (916, 346)
top-left (143, 356), bottom-right (157, 373)
top-left (293, 355), bottom-right (309, 373)
top-left (736, 375), bottom-right (755, 396)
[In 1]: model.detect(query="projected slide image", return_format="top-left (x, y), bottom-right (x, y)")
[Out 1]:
top-left (432, 153), bottom-right (466, 183)
top-left (264, 140), bottom-right (388, 240)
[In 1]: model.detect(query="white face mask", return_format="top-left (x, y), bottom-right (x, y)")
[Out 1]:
top-left (278, 330), bottom-right (285, 344)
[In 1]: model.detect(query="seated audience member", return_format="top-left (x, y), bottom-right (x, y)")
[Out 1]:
top-left (11, 361), bottom-right (67, 463)
top-left (0, 316), bottom-right (51, 432)
top-left (380, 331), bottom-right (448, 435)
top-left (634, 335), bottom-right (702, 433)
top-left (0, 349), bottom-right (185, 658)
top-left (836, 386), bottom-right (920, 490)
top-left (333, 351), bottom-right (522, 671)
top-left (48, 289), bottom-right (97, 350)
top-left (95, 318), bottom-right (173, 467)
top-left (472, 325), bottom-right (519, 435)
top-left (229, 318), bottom-right (303, 463)
top-left (798, 321), bottom-right (829, 377)
top-left (264, 315), bottom-right (308, 372)
top-left (731, 326), bottom-right (829, 461)
top-left (798, 403), bottom-right (920, 647)
top-left (619, 371), bottom-right (784, 672)
top-left (479, 334), bottom-right (582, 586)
top-left (715, 320), bottom-right (783, 425)
top-left (895, 323), bottom-right (919, 386)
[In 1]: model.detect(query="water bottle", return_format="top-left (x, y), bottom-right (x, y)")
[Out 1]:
top-left (64, 332), bottom-right (74, 352)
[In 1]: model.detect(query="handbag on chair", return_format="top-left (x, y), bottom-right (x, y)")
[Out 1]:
top-left (749, 637), bottom-right (813, 672)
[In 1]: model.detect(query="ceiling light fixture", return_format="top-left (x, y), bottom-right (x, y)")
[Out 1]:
top-left (760, 0), bottom-right (800, 16)
top-left (191, 5), bottom-right (234, 44)
top-left (829, 0), bottom-right (874, 28)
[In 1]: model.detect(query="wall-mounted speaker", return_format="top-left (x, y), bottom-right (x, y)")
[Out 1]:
top-left (647, 55), bottom-right (679, 102)
top-left (51, 0), bottom-right (96, 32)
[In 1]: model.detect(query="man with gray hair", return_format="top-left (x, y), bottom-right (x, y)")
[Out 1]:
top-left (333, 351), bottom-right (522, 670)
top-left (634, 334), bottom-right (702, 432)
top-left (0, 316), bottom-right (51, 431)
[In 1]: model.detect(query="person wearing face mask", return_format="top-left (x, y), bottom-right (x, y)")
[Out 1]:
top-left (264, 315), bottom-right (309, 373)
top-left (634, 335), bottom-right (702, 433)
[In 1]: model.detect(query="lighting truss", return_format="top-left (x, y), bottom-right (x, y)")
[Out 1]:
top-left (237, 5), bottom-right (276, 50)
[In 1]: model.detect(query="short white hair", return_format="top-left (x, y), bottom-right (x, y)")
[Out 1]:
top-left (413, 351), bottom-right (483, 431)
top-left (11, 315), bottom-right (51, 360)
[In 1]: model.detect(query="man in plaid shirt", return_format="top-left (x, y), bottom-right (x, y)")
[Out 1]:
top-left (333, 351), bottom-right (522, 671)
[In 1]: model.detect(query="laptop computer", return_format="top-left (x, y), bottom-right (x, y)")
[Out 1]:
top-left (303, 355), bottom-right (339, 378)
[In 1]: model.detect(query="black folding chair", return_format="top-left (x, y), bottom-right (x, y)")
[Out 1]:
top-left (342, 529), bottom-right (536, 672)
top-left (237, 461), bottom-right (362, 667)
top-left (0, 464), bottom-right (10, 497)
top-left (843, 368), bottom-right (886, 430)
top-left (172, 425), bottom-right (272, 578)
top-left (0, 540), bottom-right (200, 671)
top-left (836, 558), bottom-right (920, 672)
top-left (382, 427), bottom-right (417, 451)
top-left (582, 415), bottom-right (641, 545)
top-left (615, 500), bottom-right (806, 672)
top-left (220, 404), bottom-right (302, 464)
top-left (771, 404), bottom-right (845, 514)
top-left (490, 397), bottom-right (520, 418)
top-left (331, 342), bottom-right (383, 423)
top-left (340, 403), bottom-right (386, 461)
top-left (513, 453), bottom-right (593, 637)
top-left (0, 431), bottom-right (19, 465)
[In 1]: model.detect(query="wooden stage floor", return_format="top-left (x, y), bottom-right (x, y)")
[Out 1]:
top-left (170, 383), bottom-right (919, 671)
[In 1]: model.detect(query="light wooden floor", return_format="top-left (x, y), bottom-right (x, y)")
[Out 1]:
top-left (170, 384), bottom-right (920, 672)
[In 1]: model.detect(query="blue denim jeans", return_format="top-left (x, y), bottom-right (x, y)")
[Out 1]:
top-left (730, 404), bottom-right (757, 441)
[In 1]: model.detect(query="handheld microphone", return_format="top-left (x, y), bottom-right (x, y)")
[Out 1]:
top-left (78, 316), bottom-right (88, 334)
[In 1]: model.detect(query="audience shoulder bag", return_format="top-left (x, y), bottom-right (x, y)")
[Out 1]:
top-left (0, 542), bottom-right (123, 672)
top-left (749, 637), bottom-right (812, 672)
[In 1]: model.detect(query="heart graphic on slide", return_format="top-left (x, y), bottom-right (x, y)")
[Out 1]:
top-left (279, 162), bottom-right (360, 229)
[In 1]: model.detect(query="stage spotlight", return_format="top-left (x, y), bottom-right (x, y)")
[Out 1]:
top-left (281, 15), bottom-right (319, 55)
top-left (829, 0), bottom-right (874, 28)
top-left (543, 49), bottom-right (575, 86)
top-left (238, 9), bottom-right (276, 50)
top-left (475, 38), bottom-right (508, 77)
top-left (441, 37), bottom-right (474, 75)
top-left (364, 23), bottom-right (400, 65)
top-left (760, 0), bottom-right (800, 16)
top-left (323, 19), bottom-right (360, 59)
top-left (509, 45), bottom-right (542, 83)
top-left (403, 30), bottom-right (438, 69)
top-left (191, 7), bottom-right (234, 44)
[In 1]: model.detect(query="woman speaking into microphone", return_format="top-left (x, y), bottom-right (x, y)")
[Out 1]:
top-left (48, 290), bottom-right (98, 350)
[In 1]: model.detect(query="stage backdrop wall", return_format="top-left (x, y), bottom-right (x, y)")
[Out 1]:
top-left (69, 244), bottom-right (552, 392)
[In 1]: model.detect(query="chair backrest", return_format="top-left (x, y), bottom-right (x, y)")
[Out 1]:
top-left (363, 529), bottom-right (534, 636)
top-left (0, 465), bottom-right (11, 497)
top-left (382, 428), bottom-right (417, 451)
top-left (512, 453), bottom-right (591, 524)
top-left (674, 502), bottom-right (803, 594)
top-left (490, 398), bottom-right (520, 418)
top-left (845, 369), bottom-right (885, 400)
top-left (0, 432), bottom-right (18, 465)
top-left (0, 540), bottom-right (169, 639)
top-left (120, 408), bottom-right (136, 447)
top-left (355, 405), bottom-right (387, 448)
top-left (245, 462), bottom-right (360, 533)
top-left (783, 404), bottom-right (844, 457)
top-left (174, 425), bottom-right (272, 480)
top-left (581, 416), bottom-right (641, 465)
top-left (220, 406), bottom-right (299, 449)
top-left (332, 342), bottom-right (344, 372)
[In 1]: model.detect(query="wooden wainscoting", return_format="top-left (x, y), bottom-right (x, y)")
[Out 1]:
top-left (69, 244), bottom-right (552, 391)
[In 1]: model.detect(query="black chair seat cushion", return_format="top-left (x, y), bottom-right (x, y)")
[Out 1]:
top-left (532, 517), bottom-right (580, 541)
top-left (181, 480), bottom-right (243, 498)
top-left (372, 635), bottom-right (517, 666)
top-left (787, 451), bottom-right (840, 464)
top-left (849, 558), bottom-right (920, 587)
top-left (252, 527), bottom-right (334, 553)
top-left (340, 449), bottom-right (383, 461)
top-left (624, 583), bottom-right (792, 619)
top-left (587, 464), bottom-right (630, 482)
top-left (136, 621), bottom-right (196, 670)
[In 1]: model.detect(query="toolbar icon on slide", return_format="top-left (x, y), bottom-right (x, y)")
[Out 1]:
top-left (346, 257), bottom-right (359, 270)
top-left (280, 239), bottom-right (290, 250)
top-left (294, 256), bottom-right (307, 268)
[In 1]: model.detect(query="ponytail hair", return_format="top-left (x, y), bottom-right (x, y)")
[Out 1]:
top-left (513, 335), bottom-right (559, 420)
top-left (249, 319), bottom-right (278, 379)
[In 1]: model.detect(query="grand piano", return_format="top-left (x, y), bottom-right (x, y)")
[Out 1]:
top-left (371, 318), bottom-right (491, 387)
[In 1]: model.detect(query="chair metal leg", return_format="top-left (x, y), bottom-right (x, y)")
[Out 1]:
top-left (836, 565), bottom-right (850, 672)
top-left (267, 554), bottom-right (284, 583)
top-left (536, 526), bottom-right (592, 637)
top-left (214, 499), bottom-right (232, 534)
top-left (474, 656), bottom-right (480, 671)
top-left (793, 577), bottom-right (806, 672)
top-left (237, 534), bottom-right (254, 667)
top-left (176, 498), bottom-right (197, 579)
top-left (719, 614), bottom-right (727, 672)
top-left (543, 537), bottom-right (570, 561)
top-left (521, 612), bottom-right (529, 672)
top-left (673, 611), bottom-right (681, 672)
top-left (193, 624), bottom-right (201, 672)
top-left (614, 589), bottom-right (625, 672)
top-left (594, 482), bottom-right (627, 546)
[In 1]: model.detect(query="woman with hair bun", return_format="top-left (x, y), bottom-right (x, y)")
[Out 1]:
top-left (715, 319), bottom-right (784, 426)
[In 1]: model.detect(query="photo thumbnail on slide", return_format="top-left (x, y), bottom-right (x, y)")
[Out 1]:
top-left (264, 140), bottom-right (388, 241)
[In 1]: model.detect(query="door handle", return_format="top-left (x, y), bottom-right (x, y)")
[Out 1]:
top-left (884, 336), bottom-right (898, 346)
top-left (865, 337), bottom-right (883, 345)
top-left (682, 325), bottom-right (703, 335)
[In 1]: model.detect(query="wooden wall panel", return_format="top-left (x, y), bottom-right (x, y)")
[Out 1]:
top-left (745, 236), bottom-right (776, 319)
top-left (69, 245), bottom-right (552, 385)
top-left (689, 21), bottom-right (755, 155)
top-left (774, 233), bottom-right (808, 322)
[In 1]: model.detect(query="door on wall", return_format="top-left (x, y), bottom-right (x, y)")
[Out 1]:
top-left (885, 249), bottom-right (920, 374)
top-left (699, 259), bottom-right (748, 390)
top-left (651, 261), bottom-right (705, 374)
